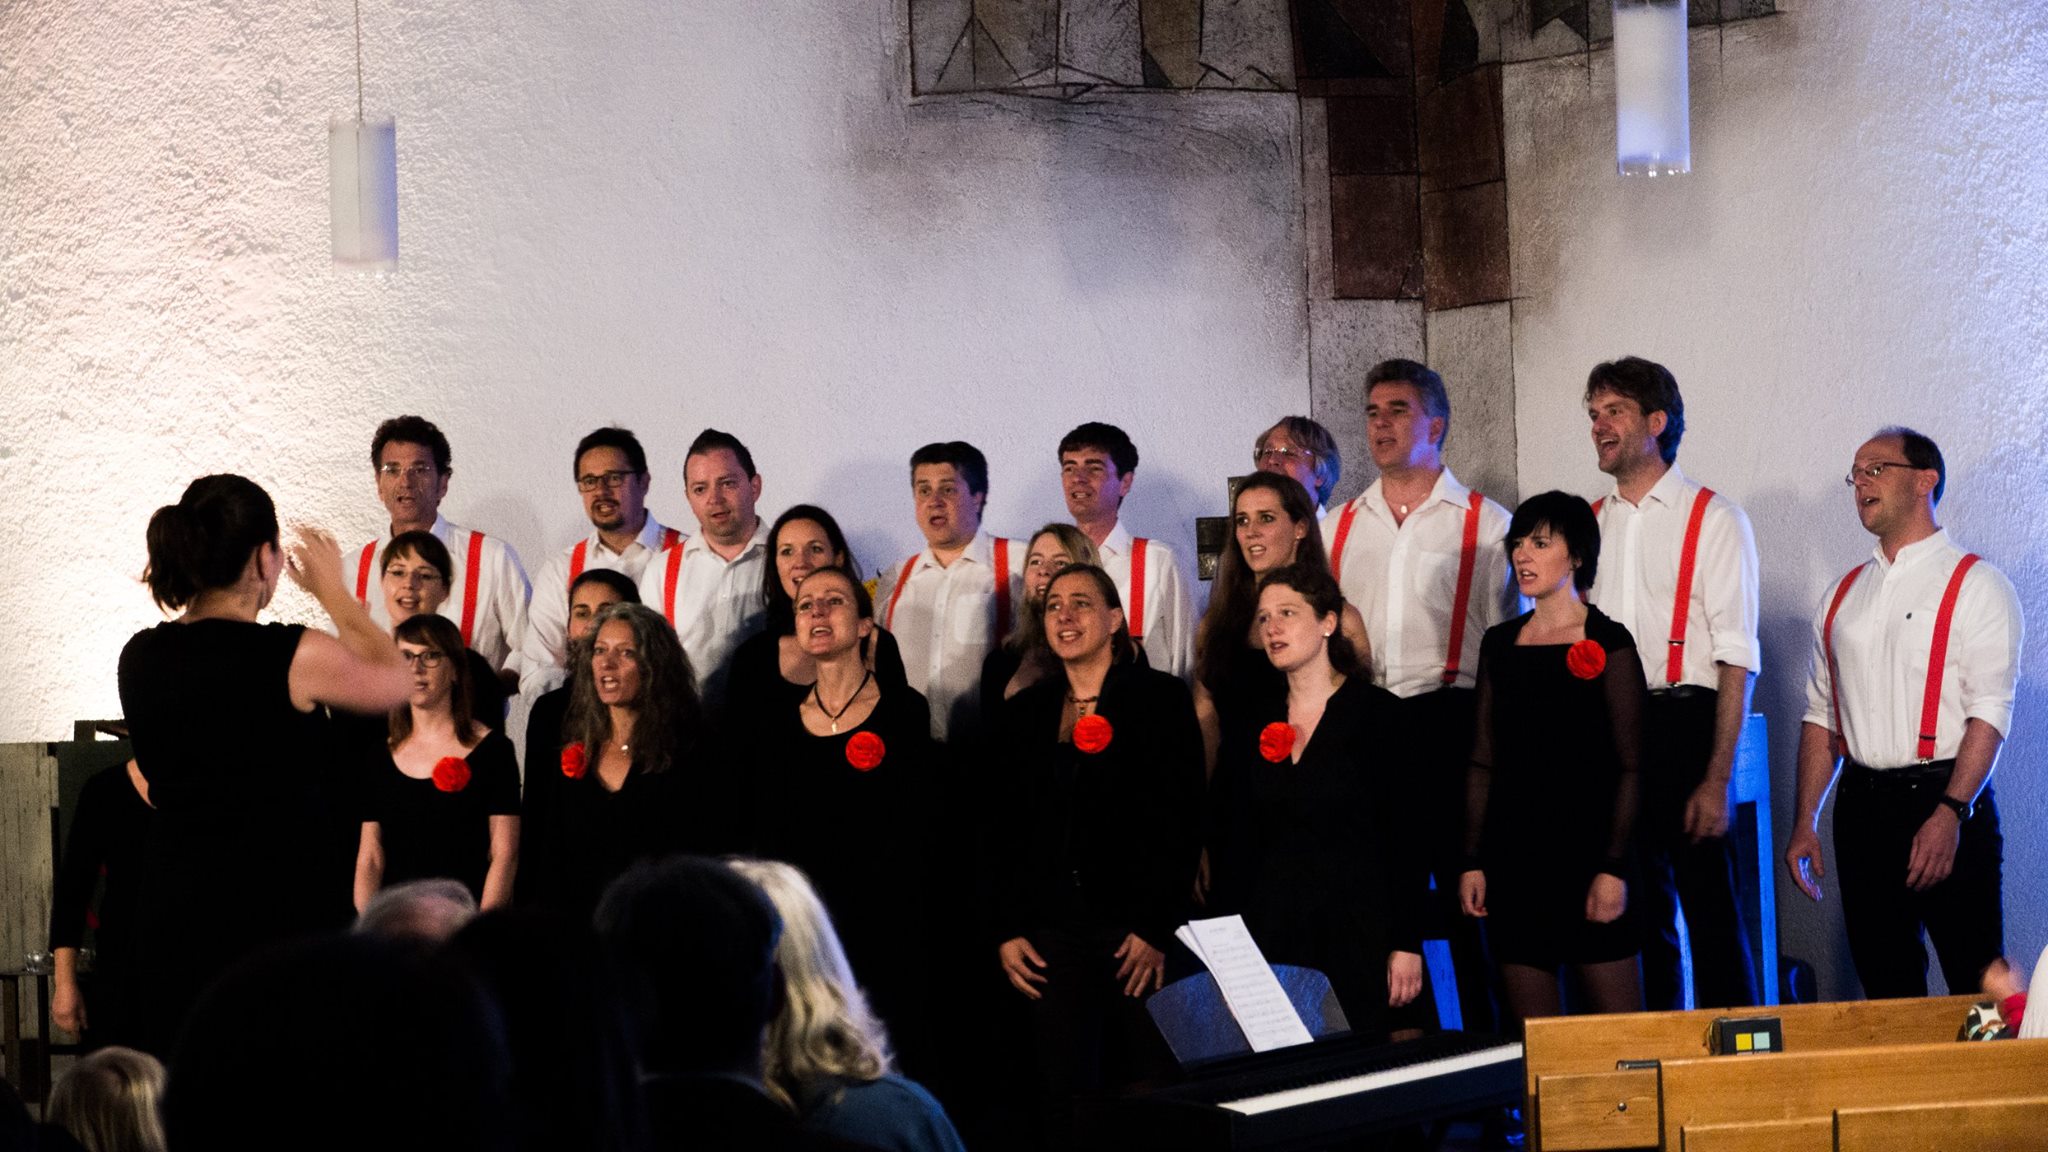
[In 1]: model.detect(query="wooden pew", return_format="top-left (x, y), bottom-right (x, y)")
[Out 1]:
top-left (1833, 1094), bottom-right (2048, 1151)
top-left (1657, 1039), bottom-right (2048, 1149)
top-left (1523, 995), bottom-right (1977, 1150)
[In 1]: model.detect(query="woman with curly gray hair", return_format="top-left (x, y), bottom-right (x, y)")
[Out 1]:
top-left (525, 602), bottom-right (711, 918)
top-left (727, 857), bottom-right (965, 1152)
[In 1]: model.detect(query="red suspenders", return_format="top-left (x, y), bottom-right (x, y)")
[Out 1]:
top-left (457, 532), bottom-right (485, 646)
top-left (1328, 501), bottom-right (1360, 585)
top-left (1127, 538), bottom-right (1148, 643)
top-left (355, 541), bottom-right (378, 605)
top-left (883, 542), bottom-right (1014, 641)
top-left (570, 525), bottom-right (679, 583)
top-left (661, 541), bottom-right (686, 625)
top-left (1439, 492), bottom-right (1484, 685)
top-left (1822, 553), bottom-right (1981, 763)
top-left (1594, 487), bottom-right (1717, 686)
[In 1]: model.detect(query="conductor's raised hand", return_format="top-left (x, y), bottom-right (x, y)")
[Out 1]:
top-left (1112, 933), bottom-right (1165, 998)
top-left (999, 937), bottom-right (1049, 1000)
top-left (285, 526), bottom-right (347, 599)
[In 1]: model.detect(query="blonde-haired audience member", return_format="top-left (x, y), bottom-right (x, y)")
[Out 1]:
top-left (46, 1046), bottom-right (167, 1152)
top-left (727, 858), bottom-right (966, 1152)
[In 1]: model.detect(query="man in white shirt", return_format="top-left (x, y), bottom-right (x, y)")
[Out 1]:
top-left (1058, 422), bottom-right (1195, 681)
top-left (1323, 359), bottom-right (1516, 1034)
top-left (519, 426), bottom-right (681, 697)
top-left (354, 416), bottom-right (530, 685)
top-left (1584, 357), bottom-right (1761, 1010)
top-left (874, 441), bottom-right (1024, 743)
top-left (636, 429), bottom-right (770, 707)
top-left (1253, 415), bottom-right (1340, 518)
top-left (1789, 427), bottom-right (2020, 999)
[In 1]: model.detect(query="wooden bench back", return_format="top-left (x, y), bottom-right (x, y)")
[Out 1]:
top-left (1833, 1094), bottom-right (2048, 1152)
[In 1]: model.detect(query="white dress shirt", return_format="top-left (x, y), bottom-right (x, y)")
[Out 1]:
top-left (874, 531), bottom-right (1025, 742)
top-left (1097, 521), bottom-right (1195, 682)
top-left (635, 519), bottom-right (770, 701)
top-left (519, 514), bottom-right (679, 698)
top-left (1588, 465), bottom-right (1761, 691)
top-left (1802, 530), bottom-right (2023, 769)
top-left (1324, 469), bottom-right (1517, 698)
top-left (358, 514), bottom-right (531, 677)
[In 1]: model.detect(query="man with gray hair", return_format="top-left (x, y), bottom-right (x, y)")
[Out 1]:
top-left (1253, 415), bottom-right (1339, 516)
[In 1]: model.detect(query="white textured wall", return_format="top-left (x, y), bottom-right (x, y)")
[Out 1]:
top-left (0, 0), bottom-right (1306, 740)
top-left (1505, 3), bottom-right (2048, 997)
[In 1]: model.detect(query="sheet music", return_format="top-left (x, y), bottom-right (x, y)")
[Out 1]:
top-left (1179, 915), bottom-right (1314, 1052)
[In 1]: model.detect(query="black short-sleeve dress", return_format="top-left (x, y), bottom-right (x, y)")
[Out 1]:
top-left (368, 729), bottom-right (520, 900)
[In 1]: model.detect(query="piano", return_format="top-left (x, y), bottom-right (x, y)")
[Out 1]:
top-left (1077, 1030), bottom-right (1524, 1151)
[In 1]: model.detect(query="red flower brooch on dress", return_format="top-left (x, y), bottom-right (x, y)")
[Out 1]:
top-left (1073, 713), bottom-right (1114, 754)
top-left (1258, 721), bottom-right (1295, 763)
top-left (561, 743), bottom-right (589, 780)
top-left (846, 731), bottom-right (886, 772)
top-left (1566, 639), bottom-right (1607, 680)
top-left (432, 756), bottom-right (471, 793)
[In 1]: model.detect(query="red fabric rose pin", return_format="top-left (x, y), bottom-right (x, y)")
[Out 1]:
top-left (1258, 721), bottom-right (1295, 763)
top-left (432, 756), bottom-right (471, 793)
top-left (561, 742), bottom-right (589, 780)
top-left (846, 731), bottom-right (887, 772)
top-left (1566, 639), bottom-right (1607, 680)
top-left (1073, 713), bottom-right (1114, 754)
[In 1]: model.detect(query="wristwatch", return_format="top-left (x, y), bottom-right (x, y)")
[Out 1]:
top-left (1937, 794), bottom-right (1973, 822)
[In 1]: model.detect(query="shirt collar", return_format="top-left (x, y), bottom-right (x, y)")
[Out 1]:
top-left (1099, 520), bottom-right (1134, 557)
top-left (920, 529), bottom-right (994, 573)
top-left (1874, 528), bottom-right (1953, 573)
top-left (1363, 468), bottom-right (1466, 516)
top-left (592, 515), bottom-right (673, 559)
top-left (682, 518), bottom-right (767, 562)
top-left (1605, 463), bottom-right (1688, 511)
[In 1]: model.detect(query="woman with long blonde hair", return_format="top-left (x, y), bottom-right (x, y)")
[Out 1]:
top-left (727, 858), bottom-right (965, 1152)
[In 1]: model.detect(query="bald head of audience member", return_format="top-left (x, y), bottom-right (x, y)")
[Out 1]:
top-left (594, 855), bottom-right (782, 1079)
top-left (356, 878), bottom-right (479, 945)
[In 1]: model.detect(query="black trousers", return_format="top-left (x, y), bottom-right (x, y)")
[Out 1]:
top-left (1023, 918), bottom-right (1176, 1150)
top-left (1396, 686), bottom-right (1498, 1035)
top-left (1835, 762), bottom-right (2003, 999)
top-left (1639, 690), bottom-right (1758, 1009)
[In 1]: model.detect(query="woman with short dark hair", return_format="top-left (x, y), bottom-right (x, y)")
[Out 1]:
top-left (1459, 490), bottom-right (1648, 1028)
top-left (119, 474), bottom-right (410, 1054)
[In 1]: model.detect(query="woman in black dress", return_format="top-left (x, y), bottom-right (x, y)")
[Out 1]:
top-left (1459, 491), bottom-right (1647, 1025)
top-left (979, 523), bottom-right (1098, 721)
top-left (354, 613), bottom-right (520, 910)
top-left (48, 760), bottom-right (152, 1048)
top-left (990, 564), bottom-right (1204, 1145)
top-left (1206, 563), bottom-right (1427, 1039)
top-left (753, 566), bottom-right (936, 1067)
top-left (117, 475), bottom-right (412, 1055)
top-left (525, 601), bottom-right (709, 919)
top-left (725, 505), bottom-right (906, 733)
top-left (1194, 472), bottom-right (1368, 776)
top-left (519, 568), bottom-right (637, 907)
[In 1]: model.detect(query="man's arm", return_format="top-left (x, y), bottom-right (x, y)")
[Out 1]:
top-left (1785, 721), bottom-right (1840, 901)
top-left (1685, 662), bottom-right (1757, 841)
top-left (1906, 717), bottom-right (2002, 890)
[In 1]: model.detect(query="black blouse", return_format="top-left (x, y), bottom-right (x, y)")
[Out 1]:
top-left (368, 730), bottom-right (521, 900)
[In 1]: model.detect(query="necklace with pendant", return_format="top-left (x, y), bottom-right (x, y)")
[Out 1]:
top-left (814, 670), bottom-right (873, 734)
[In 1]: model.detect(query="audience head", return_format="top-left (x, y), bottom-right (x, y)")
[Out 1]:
top-left (381, 530), bottom-right (453, 624)
top-left (1852, 427), bottom-right (1947, 538)
top-left (355, 876), bottom-right (479, 944)
top-left (1255, 416), bottom-right (1339, 507)
top-left (1044, 563), bottom-right (1131, 668)
top-left (167, 933), bottom-right (512, 1152)
top-left (46, 1046), bottom-right (166, 1152)
top-left (909, 441), bottom-right (989, 549)
top-left (143, 474), bottom-right (280, 612)
top-left (389, 614), bottom-right (476, 747)
top-left (1255, 563), bottom-right (1361, 679)
top-left (1365, 359), bottom-right (1451, 468)
top-left (763, 505), bottom-right (858, 634)
top-left (567, 568), bottom-right (641, 647)
top-left (448, 910), bottom-right (648, 1152)
top-left (371, 415), bottom-right (453, 529)
top-left (573, 427), bottom-right (652, 536)
top-left (1586, 356), bottom-right (1685, 471)
top-left (568, 602), bottom-right (701, 773)
top-left (1059, 422), bottom-right (1139, 528)
top-left (594, 855), bottom-right (783, 1078)
top-left (793, 567), bottom-right (874, 660)
top-left (1505, 490), bottom-right (1599, 598)
top-left (684, 429), bottom-right (763, 548)
top-left (726, 858), bottom-right (892, 1109)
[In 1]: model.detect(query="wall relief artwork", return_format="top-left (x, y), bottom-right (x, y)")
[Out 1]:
top-left (909, 0), bottom-right (1297, 97)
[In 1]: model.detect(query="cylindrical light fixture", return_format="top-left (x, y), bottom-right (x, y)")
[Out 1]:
top-left (1612, 0), bottom-right (1689, 176)
top-left (330, 117), bottom-right (397, 267)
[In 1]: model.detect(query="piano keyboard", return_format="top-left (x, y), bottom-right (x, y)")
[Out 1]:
top-left (1220, 1040), bottom-right (1524, 1115)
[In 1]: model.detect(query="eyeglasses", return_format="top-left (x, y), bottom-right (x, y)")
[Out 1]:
top-left (576, 469), bottom-right (640, 493)
top-left (1842, 460), bottom-right (1921, 486)
top-left (1255, 445), bottom-right (1316, 467)
top-left (378, 462), bottom-right (439, 482)
top-left (400, 650), bottom-right (447, 668)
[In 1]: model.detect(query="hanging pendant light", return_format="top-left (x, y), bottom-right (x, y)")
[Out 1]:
top-left (1612, 0), bottom-right (1689, 176)
top-left (331, 0), bottom-right (397, 267)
